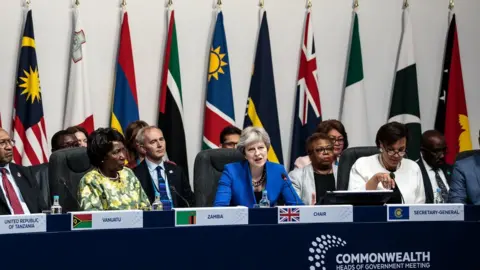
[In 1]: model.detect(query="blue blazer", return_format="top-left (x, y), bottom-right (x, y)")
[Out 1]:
top-left (448, 154), bottom-right (480, 204)
top-left (214, 160), bottom-right (303, 208)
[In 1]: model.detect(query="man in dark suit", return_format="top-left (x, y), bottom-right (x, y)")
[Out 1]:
top-left (417, 130), bottom-right (452, 203)
top-left (0, 128), bottom-right (47, 215)
top-left (133, 126), bottom-right (194, 209)
top-left (449, 130), bottom-right (480, 204)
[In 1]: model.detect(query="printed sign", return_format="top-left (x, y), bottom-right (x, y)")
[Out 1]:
top-left (278, 205), bottom-right (353, 224)
top-left (387, 204), bottom-right (464, 222)
top-left (175, 207), bottom-right (248, 227)
top-left (70, 210), bottom-right (143, 230)
top-left (0, 214), bottom-right (47, 234)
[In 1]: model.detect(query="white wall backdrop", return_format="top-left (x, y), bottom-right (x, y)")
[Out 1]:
top-left (1, 0), bottom-right (479, 182)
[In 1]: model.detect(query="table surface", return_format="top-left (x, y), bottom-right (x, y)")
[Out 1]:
top-left (0, 205), bottom-right (478, 270)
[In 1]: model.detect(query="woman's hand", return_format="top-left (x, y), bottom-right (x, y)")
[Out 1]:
top-left (366, 173), bottom-right (395, 190)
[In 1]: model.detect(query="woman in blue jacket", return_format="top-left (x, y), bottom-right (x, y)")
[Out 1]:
top-left (214, 126), bottom-right (303, 207)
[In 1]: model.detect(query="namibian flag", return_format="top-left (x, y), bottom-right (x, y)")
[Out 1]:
top-left (73, 214), bottom-right (92, 229)
top-left (176, 210), bottom-right (196, 225)
top-left (244, 10), bottom-right (283, 164)
top-left (111, 11), bottom-right (139, 135)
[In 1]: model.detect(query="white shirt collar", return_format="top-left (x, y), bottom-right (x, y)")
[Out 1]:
top-left (145, 157), bottom-right (164, 172)
top-left (0, 163), bottom-right (11, 174)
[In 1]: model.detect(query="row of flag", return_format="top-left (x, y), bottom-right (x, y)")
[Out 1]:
top-left (2, 6), bottom-right (471, 170)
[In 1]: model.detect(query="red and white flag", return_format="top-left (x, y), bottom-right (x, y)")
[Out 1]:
top-left (63, 8), bottom-right (94, 134)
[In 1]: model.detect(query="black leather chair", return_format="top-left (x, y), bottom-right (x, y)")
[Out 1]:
top-left (29, 163), bottom-right (51, 208)
top-left (336, 146), bottom-right (379, 190)
top-left (455, 150), bottom-right (480, 162)
top-left (48, 147), bottom-right (92, 212)
top-left (193, 148), bottom-right (245, 207)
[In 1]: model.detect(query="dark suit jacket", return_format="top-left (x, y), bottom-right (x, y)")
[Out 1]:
top-left (133, 160), bottom-right (195, 207)
top-left (449, 154), bottom-right (480, 204)
top-left (417, 159), bottom-right (452, 203)
top-left (0, 163), bottom-right (47, 215)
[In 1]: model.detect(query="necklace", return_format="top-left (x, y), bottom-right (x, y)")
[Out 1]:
top-left (378, 155), bottom-right (400, 171)
top-left (252, 168), bottom-right (266, 187)
top-left (313, 167), bottom-right (333, 175)
top-left (97, 168), bottom-right (120, 181)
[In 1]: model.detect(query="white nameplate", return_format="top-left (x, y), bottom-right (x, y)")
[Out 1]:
top-left (387, 204), bottom-right (464, 222)
top-left (277, 205), bottom-right (353, 224)
top-left (175, 207), bottom-right (248, 227)
top-left (0, 214), bottom-right (46, 234)
top-left (70, 210), bottom-right (143, 230)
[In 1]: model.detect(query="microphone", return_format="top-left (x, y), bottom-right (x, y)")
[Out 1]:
top-left (169, 185), bottom-right (190, 208)
top-left (59, 178), bottom-right (81, 211)
top-left (282, 173), bottom-right (300, 206)
top-left (389, 172), bottom-right (405, 204)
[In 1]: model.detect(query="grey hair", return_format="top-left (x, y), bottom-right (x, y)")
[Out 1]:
top-left (237, 126), bottom-right (271, 155)
top-left (135, 126), bottom-right (161, 145)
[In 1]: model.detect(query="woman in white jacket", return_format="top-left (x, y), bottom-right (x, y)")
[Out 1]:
top-left (348, 122), bottom-right (425, 204)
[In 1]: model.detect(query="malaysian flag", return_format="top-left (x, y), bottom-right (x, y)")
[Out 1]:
top-left (278, 207), bottom-right (301, 223)
top-left (289, 10), bottom-right (322, 170)
top-left (12, 10), bottom-right (49, 166)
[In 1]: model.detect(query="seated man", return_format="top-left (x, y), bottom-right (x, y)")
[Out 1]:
top-left (417, 130), bottom-right (451, 203)
top-left (448, 131), bottom-right (480, 204)
top-left (134, 126), bottom-right (194, 208)
top-left (219, 125), bottom-right (241, 149)
top-left (0, 128), bottom-right (47, 215)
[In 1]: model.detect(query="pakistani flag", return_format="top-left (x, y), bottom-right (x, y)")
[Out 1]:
top-left (388, 8), bottom-right (421, 161)
top-left (158, 9), bottom-right (189, 176)
top-left (340, 12), bottom-right (369, 146)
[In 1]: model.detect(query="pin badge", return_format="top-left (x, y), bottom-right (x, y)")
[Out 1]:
top-left (17, 172), bottom-right (21, 178)
top-left (169, 170), bottom-right (173, 174)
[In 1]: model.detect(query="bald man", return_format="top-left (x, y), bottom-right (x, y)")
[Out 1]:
top-left (0, 128), bottom-right (46, 215)
top-left (417, 130), bottom-right (452, 203)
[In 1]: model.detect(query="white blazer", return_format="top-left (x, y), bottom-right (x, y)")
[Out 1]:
top-left (289, 164), bottom-right (337, 205)
top-left (348, 154), bottom-right (426, 204)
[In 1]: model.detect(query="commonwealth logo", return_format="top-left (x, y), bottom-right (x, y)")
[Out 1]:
top-left (308, 234), bottom-right (347, 269)
top-left (388, 206), bottom-right (410, 220)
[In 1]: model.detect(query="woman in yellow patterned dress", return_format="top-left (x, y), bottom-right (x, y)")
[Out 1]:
top-left (78, 128), bottom-right (151, 211)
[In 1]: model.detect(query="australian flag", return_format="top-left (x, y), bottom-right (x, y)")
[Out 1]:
top-left (12, 10), bottom-right (49, 166)
top-left (289, 10), bottom-right (322, 170)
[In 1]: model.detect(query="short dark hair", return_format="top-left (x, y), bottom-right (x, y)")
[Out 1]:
top-left (65, 126), bottom-right (88, 137)
top-left (220, 125), bottom-right (242, 144)
top-left (375, 122), bottom-right (408, 148)
top-left (51, 130), bottom-right (72, 151)
top-left (421, 130), bottom-right (444, 147)
top-left (87, 128), bottom-right (125, 167)
top-left (316, 119), bottom-right (349, 150)
top-left (306, 133), bottom-right (333, 154)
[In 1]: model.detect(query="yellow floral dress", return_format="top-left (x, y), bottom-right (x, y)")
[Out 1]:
top-left (78, 167), bottom-right (151, 211)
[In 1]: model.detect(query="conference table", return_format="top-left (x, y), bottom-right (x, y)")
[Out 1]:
top-left (0, 205), bottom-right (478, 270)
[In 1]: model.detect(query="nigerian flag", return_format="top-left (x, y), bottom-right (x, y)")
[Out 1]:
top-left (340, 12), bottom-right (369, 147)
top-left (158, 9), bottom-right (189, 176)
top-left (388, 8), bottom-right (421, 161)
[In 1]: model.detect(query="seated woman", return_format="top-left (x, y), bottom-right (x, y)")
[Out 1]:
top-left (290, 133), bottom-right (336, 205)
top-left (348, 122), bottom-right (425, 204)
top-left (294, 120), bottom-right (348, 179)
top-left (214, 126), bottom-right (303, 207)
top-left (78, 128), bottom-right (151, 210)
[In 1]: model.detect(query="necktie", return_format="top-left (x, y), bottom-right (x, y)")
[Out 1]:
top-left (434, 169), bottom-right (448, 202)
top-left (1, 168), bottom-right (24, 214)
top-left (155, 166), bottom-right (172, 210)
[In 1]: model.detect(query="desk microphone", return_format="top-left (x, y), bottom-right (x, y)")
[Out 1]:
top-left (170, 185), bottom-right (190, 208)
top-left (282, 173), bottom-right (299, 206)
top-left (60, 177), bottom-right (81, 211)
top-left (389, 172), bottom-right (405, 204)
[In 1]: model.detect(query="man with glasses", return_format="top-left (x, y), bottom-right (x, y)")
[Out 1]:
top-left (219, 125), bottom-right (241, 149)
top-left (289, 133), bottom-right (336, 205)
top-left (0, 128), bottom-right (46, 215)
top-left (449, 130), bottom-right (480, 204)
top-left (417, 130), bottom-right (451, 203)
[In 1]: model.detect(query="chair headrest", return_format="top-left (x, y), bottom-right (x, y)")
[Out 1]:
top-left (50, 147), bottom-right (91, 173)
top-left (195, 148), bottom-right (245, 171)
top-left (456, 149), bottom-right (480, 162)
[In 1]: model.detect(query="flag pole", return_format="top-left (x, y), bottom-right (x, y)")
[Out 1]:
top-left (75, 0), bottom-right (80, 6)
top-left (259, 0), bottom-right (264, 9)
top-left (26, 0), bottom-right (30, 8)
top-left (353, 0), bottom-right (359, 10)
top-left (121, 0), bottom-right (127, 10)
top-left (403, 0), bottom-right (409, 9)
top-left (448, 0), bottom-right (454, 10)
top-left (307, 0), bottom-right (312, 10)
top-left (217, 0), bottom-right (222, 10)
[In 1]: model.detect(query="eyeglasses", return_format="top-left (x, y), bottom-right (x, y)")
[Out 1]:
top-left (381, 148), bottom-right (407, 157)
top-left (314, 146), bottom-right (334, 154)
top-left (0, 139), bottom-right (15, 148)
top-left (329, 136), bottom-right (344, 144)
